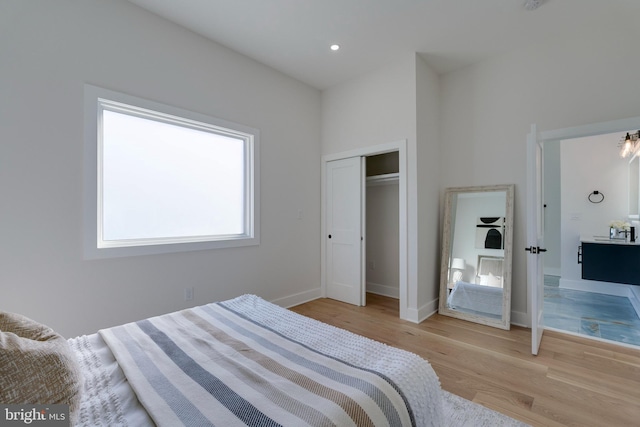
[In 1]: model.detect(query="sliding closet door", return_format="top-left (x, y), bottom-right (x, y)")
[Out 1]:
top-left (326, 156), bottom-right (365, 306)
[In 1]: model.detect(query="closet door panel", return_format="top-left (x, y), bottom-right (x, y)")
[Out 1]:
top-left (326, 157), bottom-right (364, 306)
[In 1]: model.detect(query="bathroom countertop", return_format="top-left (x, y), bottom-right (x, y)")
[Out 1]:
top-left (581, 235), bottom-right (640, 245)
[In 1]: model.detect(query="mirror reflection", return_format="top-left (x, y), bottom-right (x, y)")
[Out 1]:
top-left (439, 185), bottom-right (514, 329)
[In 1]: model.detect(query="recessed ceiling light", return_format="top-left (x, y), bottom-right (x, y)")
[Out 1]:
top-left (330, 44), bottom-right (340, 51)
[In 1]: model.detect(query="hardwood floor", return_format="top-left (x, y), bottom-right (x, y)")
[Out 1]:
top-left (291, 294), bottom-right (640, 427)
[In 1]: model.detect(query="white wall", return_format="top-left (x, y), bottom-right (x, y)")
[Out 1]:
top-left (543, 141), bottom-right (562, 276)
top-left (366, 182), bottom-right (399, 297)
top-left (440, 5), bottom-right (640, 324)
top-left (0, 0), bottom-right (321, 337)
top-left (321, 54), bottom-right (416, 155)
top-left (322, 53), bottom-right (441, 320)
top-left (561, 133), bottom-right (630, 284)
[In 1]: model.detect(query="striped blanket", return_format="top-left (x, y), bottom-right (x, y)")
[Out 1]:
top-left (99, 295), bottom-right (443, 427)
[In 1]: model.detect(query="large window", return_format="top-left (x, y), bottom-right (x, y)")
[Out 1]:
top-left (84, 85), bottom-right (259, 258)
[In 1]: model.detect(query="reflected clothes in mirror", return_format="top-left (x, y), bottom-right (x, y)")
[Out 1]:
top-left (438, 184), bottom-right (515, 330)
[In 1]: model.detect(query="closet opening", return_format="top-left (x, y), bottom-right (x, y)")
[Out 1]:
top-left (322, 139), bottom-right (411, 320)
top-left (365, 152), bottom-right (400, 304)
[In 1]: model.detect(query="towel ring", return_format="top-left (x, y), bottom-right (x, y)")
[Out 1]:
top-left (588, 190), bottom-right (604, 203)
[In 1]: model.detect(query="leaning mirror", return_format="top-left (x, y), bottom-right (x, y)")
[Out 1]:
top-left (438, 184), bottom-right (514, 329)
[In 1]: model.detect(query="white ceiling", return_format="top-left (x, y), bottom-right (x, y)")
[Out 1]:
top-left (126, 0), bottom-right (639, 90)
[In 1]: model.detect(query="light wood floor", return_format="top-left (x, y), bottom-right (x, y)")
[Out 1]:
top-left (291, 294), bottom-right (640, 427)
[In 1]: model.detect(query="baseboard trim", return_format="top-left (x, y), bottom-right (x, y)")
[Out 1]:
top-left (510, 310), bottom-right (529, 328)
top-left (273, 288), bottom-right (323, 309)
top-left (366, 282), bottom-right (399, 299)
top-left (544, 267), bottom-right (561, 277)
top-left (417, 298), bottom-right (439, 323)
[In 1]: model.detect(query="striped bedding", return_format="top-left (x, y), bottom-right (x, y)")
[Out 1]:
top-left (98, 294), bottom-right (443, 427)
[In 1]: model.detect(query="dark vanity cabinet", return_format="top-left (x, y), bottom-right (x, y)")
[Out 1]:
top-left (581, 241), bottom-right (640, 285)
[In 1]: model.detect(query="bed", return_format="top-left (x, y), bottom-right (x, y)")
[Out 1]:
top-left (447, 255), bottom-right (504, 318)
top-left (447, 282), bottom-right (503, 317)
top-left (1, 295), bottom-right (444, 427)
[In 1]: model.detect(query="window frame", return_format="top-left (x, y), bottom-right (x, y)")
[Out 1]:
top-left (83, 84), bottom-right (260, 259)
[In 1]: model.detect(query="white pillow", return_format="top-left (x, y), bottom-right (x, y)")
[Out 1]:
top-left (478, 273), bottom-right (503, 288)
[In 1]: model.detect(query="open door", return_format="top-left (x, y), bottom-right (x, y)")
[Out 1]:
top-left (326, 156), bottom-right (365, 306)
top-left (527, 124), bottom-right (546, 355)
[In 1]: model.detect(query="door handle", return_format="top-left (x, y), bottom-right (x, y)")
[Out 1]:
top-left (328, 235), bottom-right (332, 239)
top-left (525, 246), bottom-right (547, 254)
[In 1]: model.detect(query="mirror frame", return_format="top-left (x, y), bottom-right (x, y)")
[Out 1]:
top-left (438, 184), bottom-right (515, 330)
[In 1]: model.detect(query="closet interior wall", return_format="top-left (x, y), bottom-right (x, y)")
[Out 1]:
top-left (365, 152), bottom-right (400, 299)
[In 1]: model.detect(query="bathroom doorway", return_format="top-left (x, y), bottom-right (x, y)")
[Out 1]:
top-left (542, 128), bottom-right (640, 348)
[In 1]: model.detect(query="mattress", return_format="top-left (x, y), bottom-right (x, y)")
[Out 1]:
top-left (448, 281), bottom-right (503, 317)
top-left (68, 295), bottom-right (444, 427)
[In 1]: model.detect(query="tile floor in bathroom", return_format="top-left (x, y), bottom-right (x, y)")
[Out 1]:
top-left (544, 275), bottom-right (640, 347)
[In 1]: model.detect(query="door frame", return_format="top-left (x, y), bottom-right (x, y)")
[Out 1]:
top-left (321, 139), bottom-right (413, 320)
top-left (527, 116), bottom-right (640, 353)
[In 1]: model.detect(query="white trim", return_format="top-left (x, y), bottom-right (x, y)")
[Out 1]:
top-left (323, 141), bottom-right (403, 162)
top-left (361, 157), bottom-right (367, 306)
top-left (540, 116), bottom-right (640, 142)
top-left (544, 267), bottom-right (561, 277)
top-left (83, 84), bottom-right (260, 259)
top-left (509, 310), bottom-right (529, 328)
top-left (273, 288), bottom-right (323, 309)
top-left (366, 282), bottom-right (399, 299)
top-left (417, 298), bottom-right (439, 322)
top-left (321, 140), bottom-right (414, 321)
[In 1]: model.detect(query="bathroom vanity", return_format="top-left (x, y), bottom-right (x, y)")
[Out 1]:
top-left (580, 237), bottom-right (640, 285)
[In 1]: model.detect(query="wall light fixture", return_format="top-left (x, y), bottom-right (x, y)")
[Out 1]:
top-left (619, 131), bottom-right (640, 158)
